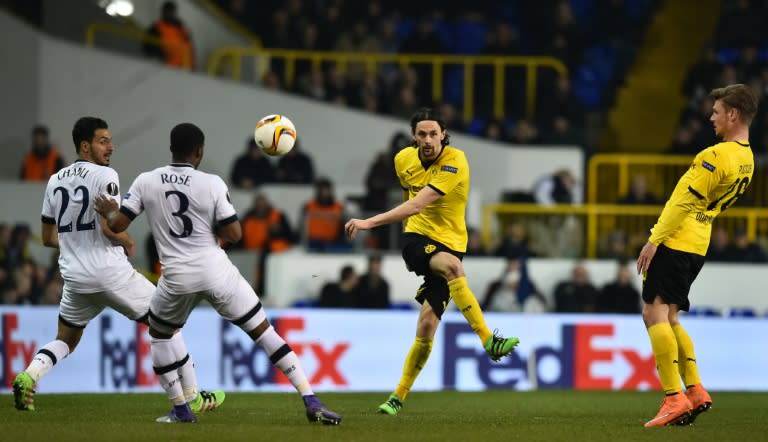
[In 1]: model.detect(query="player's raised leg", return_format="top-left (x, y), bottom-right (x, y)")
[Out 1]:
top-left (13, 317), bottom-right (80, 411)
top-left (242, 310), bottom-right (341, 425)
top-left (434, 253), bottom-right (519, 361)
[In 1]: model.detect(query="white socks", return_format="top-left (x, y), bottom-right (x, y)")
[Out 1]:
top-left (25, 340), bottom-right (70, 382)
top-left (255, 326), bottom-right (314, 396)
top-left (151, 333), bottom-right (191, 406)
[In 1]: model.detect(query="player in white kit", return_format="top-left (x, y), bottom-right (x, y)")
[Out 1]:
top-left (94, 123), bottom-right (341, 425)
top-left (12, 117), bottom-right (222, 417)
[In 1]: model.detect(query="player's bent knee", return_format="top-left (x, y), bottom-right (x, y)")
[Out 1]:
top-left (429, 252), bottom-right (464, 280)
top-left (232, 301), bottom-right (268, 336)
top-left (148, 310), bottom-right (183, 337)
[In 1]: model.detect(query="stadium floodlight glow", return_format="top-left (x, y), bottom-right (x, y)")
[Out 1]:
top-left (104, 0), bottom-right (134, 17)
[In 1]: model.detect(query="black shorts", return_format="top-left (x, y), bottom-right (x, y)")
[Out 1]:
top-left (401, 233), bottom-right (464, 319)
top-left (642, 244), bottom-right (705, 311)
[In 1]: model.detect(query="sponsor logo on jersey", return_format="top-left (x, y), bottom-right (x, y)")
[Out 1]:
top-left (441, 165), bottom-right (458, 174)
top-left (702, 160), bottom-right (716, 172)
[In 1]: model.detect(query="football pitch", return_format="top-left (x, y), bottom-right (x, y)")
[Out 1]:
top-left (3, 390), bottom-right (768, 442)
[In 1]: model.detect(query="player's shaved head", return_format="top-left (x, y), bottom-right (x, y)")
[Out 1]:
top-left (170, 123), bottom-right (204, 157)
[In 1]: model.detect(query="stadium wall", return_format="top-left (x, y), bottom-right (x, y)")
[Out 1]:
top-left (264, 251), bottom-right (768, 314)
top-left (1, 307), bottom-right (766, 393)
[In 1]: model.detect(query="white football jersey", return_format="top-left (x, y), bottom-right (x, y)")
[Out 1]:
top-left (120, 163), bottom-right (238, 293)
top-left (41, 160), bottom-right (134, 293)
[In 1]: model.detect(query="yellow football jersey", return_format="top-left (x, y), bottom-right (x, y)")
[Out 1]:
top-left (649, 141), bottom-right (754, 255)
top-left (394, 145), bottom-right (470, 252)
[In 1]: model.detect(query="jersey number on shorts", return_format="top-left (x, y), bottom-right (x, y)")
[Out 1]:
top-left (165, 190), bottom-right (193, 238)
top-left (53, 186), bottom-right (96, 233)
top-left (707, 176), bottom-right (750, 212)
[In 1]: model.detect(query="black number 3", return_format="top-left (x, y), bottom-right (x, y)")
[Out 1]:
top-left (165, 190), bottom-right (193, 238)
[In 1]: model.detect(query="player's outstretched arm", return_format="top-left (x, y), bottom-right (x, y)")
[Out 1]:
top-left (94, 194), bottom-right (132, 234)
top-left (345, 186), bottom-right (441, 239)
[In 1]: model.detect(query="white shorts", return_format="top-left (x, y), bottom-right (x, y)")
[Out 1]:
top-left (59, 271), bottom-right (155, 328)
top-left (149, 271), bottom-right (266, 335)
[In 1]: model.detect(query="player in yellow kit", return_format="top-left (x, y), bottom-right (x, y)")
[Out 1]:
top-left (636, 84), bottom-right (758, 427)
top-left (345, 108), bottom-right (519, 415)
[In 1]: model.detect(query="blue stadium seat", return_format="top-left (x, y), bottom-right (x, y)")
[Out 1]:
top-left (686, 307), bottom-right (721, 317)
top-left (466, 117), bottom-right (486, 136)
top-left (728, 307), bottom-right (757, 318)
top-left (390, 302), bottom-right (415, 310)
top-left (584, 44), bottom-right (617, 84)
top-left (573, 66), bottom-right (604, 109)
top-left (396, 19), bottom-right (415, 42)
top-left (716, 48), bottom-right (740, 64)
top-left (443, 66), bottom-right (465, 104)
top-left (433, 19), bottom-right (454, 50)
top-left (569, 0), bottom-right (595, 24)
top-left (759, 44), bottom-right (768, 62)
top-left (292, 300), bottom-right (318, 308)
top-left (453, 20), bottom-right (488, 55)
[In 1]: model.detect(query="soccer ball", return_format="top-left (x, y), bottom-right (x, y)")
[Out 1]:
top-left (253, 114), bottom-right (297, 156)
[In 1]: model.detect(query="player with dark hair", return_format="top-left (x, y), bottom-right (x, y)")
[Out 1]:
top-left (13, 117), bottom-right (222, 415)
top-left (637, 84), bottom-right (758, 427)
top-left (94, 122), bottom-right (341, 424)
top-left (345, 108), bottom-right (519, 415)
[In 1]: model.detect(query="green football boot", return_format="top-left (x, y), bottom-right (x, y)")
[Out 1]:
top-left (189, 390), bottom-right (226, 413)
top-left (378, 393), bottom-right (403, 415)
top-left (484, 330), bottom-right (520, 362)
top-left (13, 371), bottom-right (36, 411)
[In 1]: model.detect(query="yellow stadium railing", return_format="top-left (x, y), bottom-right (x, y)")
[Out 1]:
top-left (482, 203), bottom-right (768, 259)
top-left (84, 22), bottom-right (192, 70)
top-left (207, 47), bottom-right (567, 122)
top-left (587, 153), bottom-right (768, 206)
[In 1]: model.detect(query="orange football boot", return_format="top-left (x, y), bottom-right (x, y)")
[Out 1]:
top-left (679, 384), bottom-right (712, 425)
top-left (644, 392), bottom-right (693, 428)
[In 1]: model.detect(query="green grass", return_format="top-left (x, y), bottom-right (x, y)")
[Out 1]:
top-left (2, 391), bottom-right (768, 442)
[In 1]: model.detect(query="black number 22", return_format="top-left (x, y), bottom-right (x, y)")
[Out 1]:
top-left (53, 186), bottom-right (96, 233)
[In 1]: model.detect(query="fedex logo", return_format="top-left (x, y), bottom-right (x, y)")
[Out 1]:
top-left (220, 316), bottom-right (349, 387)
top-left (443, 322), bottom-right (660, 390)
top-left (100, 316), bottom-right (156, 387)
top-left (0, 313), bottom-right (37, 388)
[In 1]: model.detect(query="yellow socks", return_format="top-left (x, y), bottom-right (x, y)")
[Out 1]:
top-left (672, 323), bottom-right (702, 388)
top-left (448, 277), bottom-right (492, 343)
top-left (647, 323), bottom-right (682, 395)
top-left (394, 337), bottom-right (433, 400)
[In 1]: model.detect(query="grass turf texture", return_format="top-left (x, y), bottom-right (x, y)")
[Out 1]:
top-left (3, 391), bottom-right (767, 442)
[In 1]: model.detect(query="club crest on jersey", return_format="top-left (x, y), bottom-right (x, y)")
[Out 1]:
top-left (106, 182), bottom-right (119, 196)
top-left (702, 160), bottom-right (716, 172)
top-left (424, 244), bottom-right (437, 254)
top-left (441, 165), bottom-right (458, 174)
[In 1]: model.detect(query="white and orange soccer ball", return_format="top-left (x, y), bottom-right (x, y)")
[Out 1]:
top-left (253, 114), bottom-right (297, 156)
